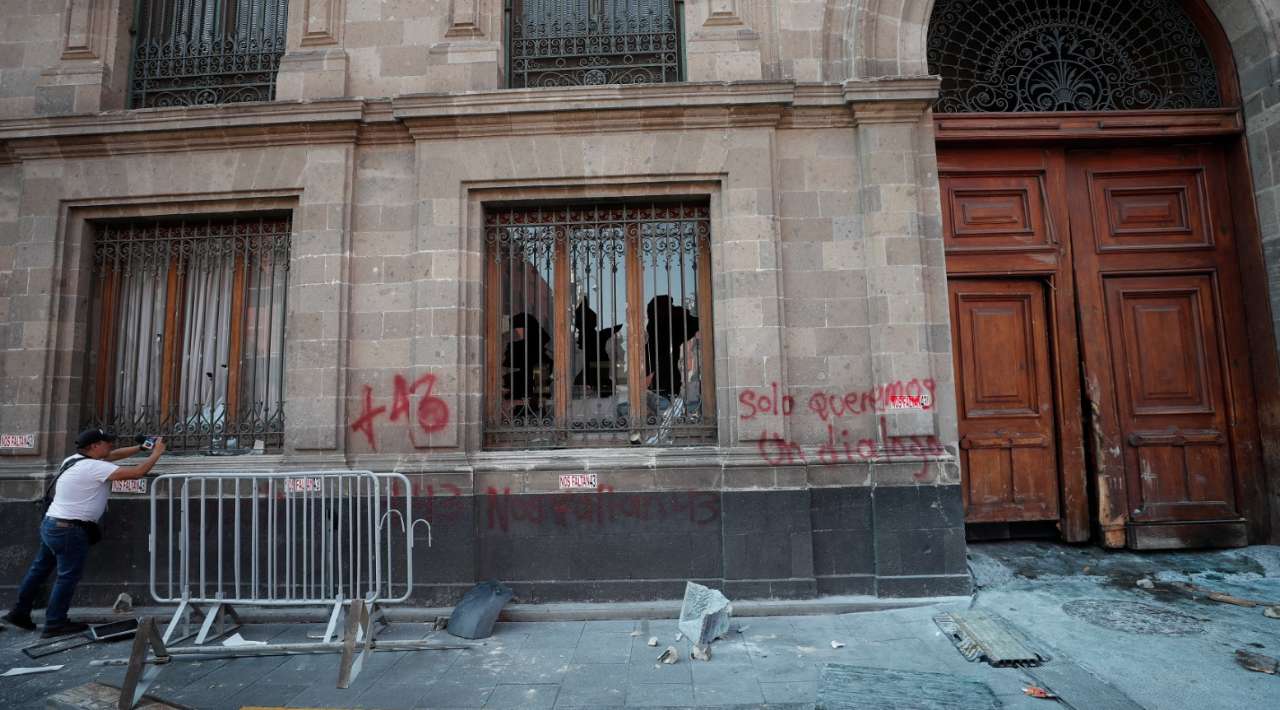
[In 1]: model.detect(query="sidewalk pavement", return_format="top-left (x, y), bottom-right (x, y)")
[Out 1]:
top-left (0, 542), bottom-right (1276, 709)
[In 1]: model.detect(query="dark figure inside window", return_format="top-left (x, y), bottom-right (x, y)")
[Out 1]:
top-left (503, 313), bottom-right (553, 415)
top-left (573, 301), bottom-right (623, 398)
top-left (644, 295), bottom-right (700, 398)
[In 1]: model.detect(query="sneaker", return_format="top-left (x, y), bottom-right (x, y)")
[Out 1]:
top-left (40, 621), bottom-right (90, 639)
top-left (2, 610), bottom-right (36, 631)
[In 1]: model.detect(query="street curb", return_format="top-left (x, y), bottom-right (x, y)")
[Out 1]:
top-left (55, 594), bottom-right (971, 625)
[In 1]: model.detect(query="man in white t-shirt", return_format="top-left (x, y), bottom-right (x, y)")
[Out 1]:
top-left (2, 428), bottom-right (165, 638)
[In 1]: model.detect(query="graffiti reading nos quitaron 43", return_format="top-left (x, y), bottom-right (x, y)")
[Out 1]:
top-left (740, 379), bottom-right (945, 479)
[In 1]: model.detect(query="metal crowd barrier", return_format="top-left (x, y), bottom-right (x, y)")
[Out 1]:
top-left (148, 470), bottom-right (430, 644)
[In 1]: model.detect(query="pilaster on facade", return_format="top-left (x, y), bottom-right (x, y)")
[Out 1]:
top-left (36, 0), bottom-right (130, 115)
top-left (277, 0), bottom-right (350, 100)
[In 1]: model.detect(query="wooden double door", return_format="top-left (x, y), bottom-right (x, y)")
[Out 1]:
top-left (943, 143), bottom-right (1266, 548)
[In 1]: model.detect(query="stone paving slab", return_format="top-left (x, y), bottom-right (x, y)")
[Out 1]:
top-left (0, 586), bottom-right (1176, 709)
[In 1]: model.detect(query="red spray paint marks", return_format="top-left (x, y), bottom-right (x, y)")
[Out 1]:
top-left (756, 416), bottom-right (945, 480)
top-left (738, 379), bottom-right (936, 421)
top-left (350, 373), bottom-right (450, 450)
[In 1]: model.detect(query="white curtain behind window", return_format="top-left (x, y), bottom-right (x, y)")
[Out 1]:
top-left (179, 245), bottom-right (235, 432)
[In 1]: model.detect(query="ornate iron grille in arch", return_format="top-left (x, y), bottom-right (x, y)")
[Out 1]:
top-left (130, 0), bottom-right (289, 108)
top-left (927, 0), bottom-right (1222, 112)
top-left (507, 0), bottom-right (684, 87)
top-left (484, 202), bottom-right (714, 449)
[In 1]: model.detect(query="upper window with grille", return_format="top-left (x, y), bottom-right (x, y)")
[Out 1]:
top-left (130, 0), bottom-right (289, 108)
top-left (484, 202), bottom-right (715, 449)
top-left (86, 217), bottom-right (291, 453)
top-left (506, 0), bottom-right (685, 88)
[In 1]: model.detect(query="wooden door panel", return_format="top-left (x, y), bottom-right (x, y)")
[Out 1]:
top-left (942, 173), bottom-right (1053, 254)
top-left (951, 279), bottom-right (1059, 523)
top-left (1118, 287), bottom-right (1214, 414)
top-left (1103, 275), bottom-right (1237, 522)
top-left (1091, 169), bottom-right (1213, 252)
top-left (1069, 145), bottom-right (1255, 547)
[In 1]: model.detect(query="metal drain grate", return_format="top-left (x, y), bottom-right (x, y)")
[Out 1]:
top-left (935, 610), bottom-right (1048, 667)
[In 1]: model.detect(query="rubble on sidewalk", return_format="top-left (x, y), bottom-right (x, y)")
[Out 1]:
top-left (657, 646), bottom-right (678, 664)
top-left (1, 665), bottom-right (62, 677)
top-left (113, 593), bottom-right (133, 613)
top-left (678, 581), bottom-right (733, 647)
top-left (1023, 685), bottom-right (1058, 699)
top-left (447, 580), bottom-right (513, 640)
top-left (1234, 649), bottom-right (1279, 675)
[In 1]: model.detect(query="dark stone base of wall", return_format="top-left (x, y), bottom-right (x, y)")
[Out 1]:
top-left (0, 484), bottom-right (971, 607)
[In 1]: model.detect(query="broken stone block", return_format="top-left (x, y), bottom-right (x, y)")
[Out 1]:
top-left (658, 646), bottom-right (679, 664)
top-left (691, 643), bottom-right (712, 661)
top-left (112, 593), bottom-right (133, 613)
top-left (647, 636), bottom-right (658, 647)
top-left (678, 581), bottom-right (733, 646)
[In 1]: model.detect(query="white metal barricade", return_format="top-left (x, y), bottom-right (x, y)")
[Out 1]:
top-left (123, 470), bottom-right (440, 708)
top-left (148, 470), bottom-right (430, 644)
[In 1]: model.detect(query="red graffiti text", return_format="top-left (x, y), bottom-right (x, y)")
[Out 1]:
top-left (739, 379), bottom-right (936, 422)
top-left (350, 373), bottom-right (450, 450)
top-left (756, 416), bottom-right (945, 480)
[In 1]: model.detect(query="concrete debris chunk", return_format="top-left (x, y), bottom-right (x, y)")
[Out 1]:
top-left (1, 665), bottom-right (63, 677)
top-left (112, 593), bottom-right (133, 613)
top-left (675, 632), bottom-right (683, 641)
top-left (1235, 649), bottom-right (1279, 674)
top-left (691, 644), bottom-right (712, 661)
top-left (1136, 578), bottom-right (1154, 590)
top-left (657, 646), bottom-right (679, 664)
top-left (678, 581), bottom-right (733, 646)
top-left (647, 636), bottom-right (658, 647)
top-left (831, 640), bottom-right (845, 649)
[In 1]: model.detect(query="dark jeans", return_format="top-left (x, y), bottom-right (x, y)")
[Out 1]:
top-left (13, 517), bottom-right (89, 627)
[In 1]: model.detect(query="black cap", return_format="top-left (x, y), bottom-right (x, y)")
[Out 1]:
top-left (75, 428), bottom-right (118, 449)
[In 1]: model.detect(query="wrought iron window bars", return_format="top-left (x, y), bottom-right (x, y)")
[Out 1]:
top-left (87, 217), bottom-right (291, 454)
top-left (927, 0), bottom-right (1221, 113)
top-left (506, 0), bottom-right (684, 88)
top-left (485, 202), bottom-right (715, 448)
top-left (129, 0), bottom-right (289, 108)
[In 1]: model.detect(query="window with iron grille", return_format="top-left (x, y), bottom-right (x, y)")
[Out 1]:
top-left (86, 217), bottom-right (291, 453)
top-left (485, 202), bottom-right (715, 448)
top-left (129, 0), bottom-right (289, 108)
top-left (506, 0), bottom-right (684, 88)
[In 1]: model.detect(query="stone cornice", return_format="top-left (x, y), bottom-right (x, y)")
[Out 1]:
top-left (0, 99), bottom-right (366, 161)
top-left (0, 79), bottom-right (944, 160)
top-left (394, 81), bottom-right (798, 139)
top-left (844, 76), bottom-right (942, 124)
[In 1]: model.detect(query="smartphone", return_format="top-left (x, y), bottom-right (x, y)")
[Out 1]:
top-left (141, 436), bottom-right (156, 451)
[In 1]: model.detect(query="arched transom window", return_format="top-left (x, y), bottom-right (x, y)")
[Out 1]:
top-left (927, 0), bottom-right (1222, 113)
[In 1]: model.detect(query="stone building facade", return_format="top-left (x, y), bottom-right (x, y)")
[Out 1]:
top-left (0, 1), bottom-right (1277, 606)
